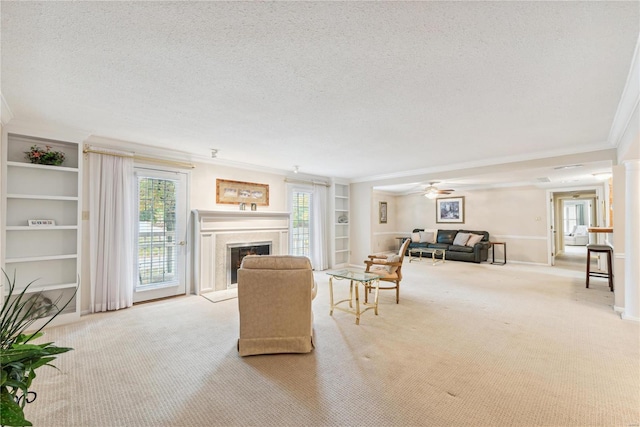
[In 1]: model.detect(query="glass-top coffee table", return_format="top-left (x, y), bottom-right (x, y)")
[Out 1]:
top-left (326, 269), bottom-right (382, 325)
top-left (409, 248), bottom-right (446, 265)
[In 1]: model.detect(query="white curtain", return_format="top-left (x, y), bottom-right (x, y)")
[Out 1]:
top-left (311, 183), bottom-right (329, 270)
top-left (89, 148), bottom-right (135, 312)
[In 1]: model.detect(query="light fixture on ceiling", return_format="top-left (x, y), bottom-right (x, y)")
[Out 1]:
top-left (293, 165), bottom-right (299, 174)
top-left (423, 182), bottom-right (453, 199)
top-left (554, 164), bottom-right (583, 170)
top-left (592, 172), bottom-right (612, 180)
top-left (210, 149), bottom-right (218, 159)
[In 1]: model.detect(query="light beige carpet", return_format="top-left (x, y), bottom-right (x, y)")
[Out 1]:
top-left (27, 260), bottom-right (639, 426)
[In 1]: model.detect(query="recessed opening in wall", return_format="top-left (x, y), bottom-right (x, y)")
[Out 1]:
top-left (227, 241), bottom-right (272, 287)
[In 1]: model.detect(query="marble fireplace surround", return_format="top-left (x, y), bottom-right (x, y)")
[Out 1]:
top-left (192, 210), bottom-right (290, 295)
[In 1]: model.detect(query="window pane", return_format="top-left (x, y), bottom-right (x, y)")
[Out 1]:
top-left (291, 191), bottom-right (311, 257)
top-left (138, 178), bottom-right (177, 286)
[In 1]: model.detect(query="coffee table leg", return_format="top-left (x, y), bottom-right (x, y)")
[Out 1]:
top-left (349, 280), bottom-right (354, 308)
top-left (354, 281), bottom-right (361, 325)
top-left (373, 279), bottom-right (380, 315)
top-left (329, 277), bottom-right (334, 316)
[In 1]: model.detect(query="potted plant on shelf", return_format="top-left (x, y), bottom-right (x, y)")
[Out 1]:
top-left (0, 271), bottom-right (77, 427)
top-left (24, 145), bottom-right (65, 166)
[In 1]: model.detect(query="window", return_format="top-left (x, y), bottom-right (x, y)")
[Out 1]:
top-left (291, 191), bottom-right (312, 257)
top-left (137, 177), bottom-right (178, 286)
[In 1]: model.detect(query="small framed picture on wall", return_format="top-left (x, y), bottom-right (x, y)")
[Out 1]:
top-left (379, 201), bottom-right (388, 224)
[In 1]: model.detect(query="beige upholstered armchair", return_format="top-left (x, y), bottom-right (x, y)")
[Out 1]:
top-left (364, 238), bottom-right (411, 304)
top-left (237, 255), bottom-right (317, 356)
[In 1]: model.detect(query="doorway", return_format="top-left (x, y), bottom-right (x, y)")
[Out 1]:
top-left (548, 188), bottom-right (599, 266)
top-left (133, 168), bottom-right (188, 303)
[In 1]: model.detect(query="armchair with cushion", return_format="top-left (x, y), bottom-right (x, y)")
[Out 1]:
top-left (565, 225), bottom-right (589, 246)
top-left (237, 255), bottom-right (317, 356)
top-left (363, 238), bottom-right (411, 304)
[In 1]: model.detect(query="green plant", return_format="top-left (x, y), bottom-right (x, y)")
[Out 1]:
top-left (0, 271), bottom-right (77, 427)
top-left (24, 145), bottom-right (65, 166)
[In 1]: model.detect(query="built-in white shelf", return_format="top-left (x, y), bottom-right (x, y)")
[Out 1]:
top-left (7, 194), bottom-right (79, 201)
top-left (6, 225), bottom-right (78, 231)
top-left (2, 132), bottom-right (82, 327)
top-left (331, 183), bottom-right (350, 268)
top-left (5, 254), bottom-right (78, 263)
top-left (3, 282), bottom-right (78, 294)
top-left (7, 161), bottom-right (79, 173)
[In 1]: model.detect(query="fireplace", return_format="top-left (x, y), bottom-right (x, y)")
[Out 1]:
top-left (192, 210), bottom-right (290, 295)
top-left (227, 242), bottom-right (271, 287)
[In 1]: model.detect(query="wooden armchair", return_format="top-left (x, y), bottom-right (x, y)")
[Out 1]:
top-left (363, 238), bottom-right (411, 303)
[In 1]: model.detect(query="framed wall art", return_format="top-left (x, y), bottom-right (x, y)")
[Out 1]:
top-left (436, 196), bottom-right (465, 223)
top-left (216, 179), bottom-right (269, 206)
top-left (379, 201), bottom-right (388, 224)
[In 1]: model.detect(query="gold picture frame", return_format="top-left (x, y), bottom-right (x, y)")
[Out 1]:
top-left (216, 179), bottom-right (269, 206)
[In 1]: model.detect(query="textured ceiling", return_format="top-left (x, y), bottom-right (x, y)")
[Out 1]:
top-left (1, 1), bottom-right (638, 184)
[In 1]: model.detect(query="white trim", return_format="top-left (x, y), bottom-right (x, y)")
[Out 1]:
top-left (613, 305), bottom-right (624, 314)
top-left (372, 231), bottom-right (409, 236)
top-left (495, 260), bottom-right (547, 266)
top-left (621, 312), bottom-right (640, 322)
top-left (609, 34), bottom-right (640, 151)
top-left (352, 144), bottom-right (612, 184)
top-left (491, 235), bottom-right (546, 240)
top-left (5, 120), bottom-right (91, 144)
top-left (0, 93), bottom-right (14, 125)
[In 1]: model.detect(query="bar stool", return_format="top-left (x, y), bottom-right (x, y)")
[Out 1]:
top-left (586, 244), bottom-right (614, 291)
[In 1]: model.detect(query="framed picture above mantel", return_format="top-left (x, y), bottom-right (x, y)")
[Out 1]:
top-left (216, 179), bottom-right (269, 206)
top-left (436, 196), bottom-right (465, 224)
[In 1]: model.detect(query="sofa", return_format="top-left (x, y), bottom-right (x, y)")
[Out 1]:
top-left (237, 255), bottom-right (317, 356)
top-left (405, 228), bottom-right (490, 263)
top-left (565, 225), bottom-right (589, 246)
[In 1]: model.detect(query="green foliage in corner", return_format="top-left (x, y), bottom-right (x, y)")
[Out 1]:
top-left (0, 271), bottom-right (77, 427)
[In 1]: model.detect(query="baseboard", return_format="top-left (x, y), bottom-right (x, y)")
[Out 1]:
top-left (621, 312), bottom-right (640, 322)
top-left (613, 305), bottom-right (624, 313)
top-left (488, 259), bottom-right (547, 266)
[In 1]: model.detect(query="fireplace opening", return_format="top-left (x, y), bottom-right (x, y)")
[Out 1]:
top-left (227, 241), bottom-right (272, 287)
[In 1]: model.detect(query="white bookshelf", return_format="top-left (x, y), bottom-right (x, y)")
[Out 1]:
top-left (332, 182), bottom-right (350, 268)
top-left (1, 133), bottom-right (81, 325)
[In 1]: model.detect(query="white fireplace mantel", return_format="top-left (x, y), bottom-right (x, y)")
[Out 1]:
top-left (192, 210), bottom-right (290, 294)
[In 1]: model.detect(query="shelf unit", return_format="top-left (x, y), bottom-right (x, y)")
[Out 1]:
top-left (332, 182), bottom-right (350, 268)
top-left (1, 133), bottom-right (82, 326)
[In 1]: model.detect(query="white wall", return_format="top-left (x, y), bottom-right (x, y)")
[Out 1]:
top-left (371, 191), bottom-right (399, 253)
top-left (190, 162), bottom-right (288, 211)
top-left (355, 185), bottom-right (550, 265)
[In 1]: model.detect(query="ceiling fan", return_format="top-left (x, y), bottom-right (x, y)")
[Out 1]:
top-left (423, 182), bottom-right (454, 199)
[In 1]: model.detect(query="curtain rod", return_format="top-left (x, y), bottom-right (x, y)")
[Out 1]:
top-left (83, 146), bottom-right (196, 169)
top-left (284, 177), bottom-right (330, 187)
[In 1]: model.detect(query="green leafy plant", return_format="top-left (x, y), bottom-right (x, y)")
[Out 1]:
top-left (24, 145), bottom-right (65, 166)
top-left (0, 271), bottom-right (77, 427)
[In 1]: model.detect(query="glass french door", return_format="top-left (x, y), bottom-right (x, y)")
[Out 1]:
top-left (133, 168), bottom-right (188, 303)
top-left (290, 190), bottom-right (312, 257)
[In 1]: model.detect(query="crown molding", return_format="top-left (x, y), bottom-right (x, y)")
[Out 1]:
top-left (4, 119), bottom-right (92, 143)
top-left (0, 93), bottom-right (15, 125)
top-left (609, 34), bottom-right (640, 161)
top-left (352, 143), bottom-right (614, 184)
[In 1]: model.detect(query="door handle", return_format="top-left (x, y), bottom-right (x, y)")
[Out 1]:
top-left (178, 241), bottom-right (186, 246)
